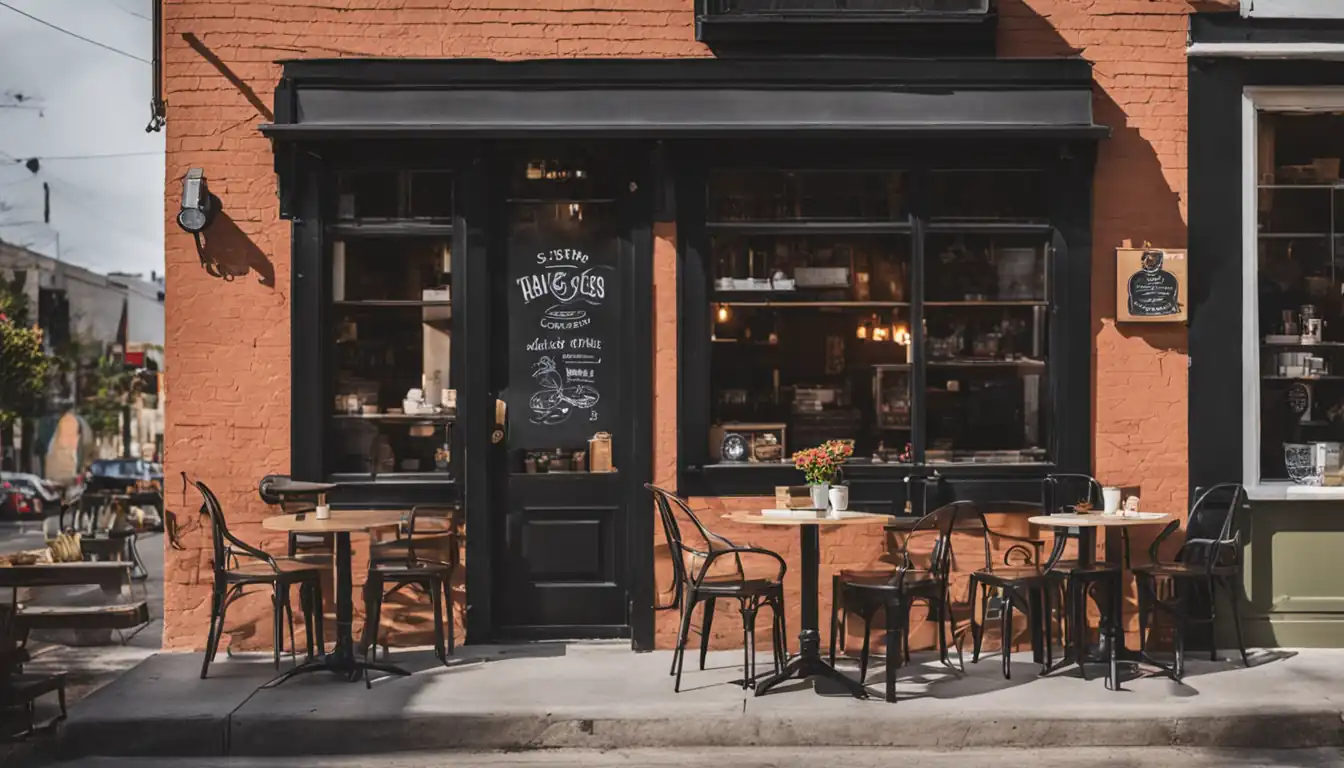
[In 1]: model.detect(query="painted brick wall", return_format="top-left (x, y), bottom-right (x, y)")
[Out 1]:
top-left (164, 0), bottom-right (1201, 651)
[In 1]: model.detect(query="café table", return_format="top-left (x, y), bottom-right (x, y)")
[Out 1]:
top-left (1028, 511), bottom-right (1172, 687)
top-left (724, 509), bottom-right (891, 699)
top-left (262, 509), bottom-right (406, 684)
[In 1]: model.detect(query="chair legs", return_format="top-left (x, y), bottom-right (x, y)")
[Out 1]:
top-left (828, 575), bottom-right (841, 667)
top-left (1223, 576), bottom-right (1250, 668)
top-left (200, 585), bottom-right (225, 680)
top-left (884, 599), bottom-right (905, 704)
top-left (700, 597), bottom-right (717, 671)
top-left (672, 593), bottom-right (697, 693)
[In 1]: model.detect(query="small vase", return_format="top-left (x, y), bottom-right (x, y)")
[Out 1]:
top-left (810, 483), bottom-right (830, 512)
top-left (829, 486), bottom-right (850, 514)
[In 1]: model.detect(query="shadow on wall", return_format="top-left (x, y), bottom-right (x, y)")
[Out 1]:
top-left (195, 212), bottom-right (276, 287)
top-left (182, 32), bottom-right (274, 122)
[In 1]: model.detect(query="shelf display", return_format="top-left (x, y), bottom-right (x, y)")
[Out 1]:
top-left (704, 166), bottom-right (1051, 467)
top-left (1256, 112), bottom-right (1344, 481)
top-left (327, 175), bottom-right (455, 480)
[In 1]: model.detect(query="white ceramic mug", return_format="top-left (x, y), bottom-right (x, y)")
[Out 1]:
top-left (1102, 487), bottom-right (1121, 515)
top-left (829, 486), bottom-right (850, 514)
top-left (315, 504), bottom-right (331, 521)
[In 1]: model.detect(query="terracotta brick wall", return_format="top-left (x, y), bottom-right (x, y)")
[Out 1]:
top-left (164, 0), bottom-right (1196, 651)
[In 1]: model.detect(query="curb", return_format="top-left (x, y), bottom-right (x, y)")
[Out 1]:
top-left (60, 709), bottom-right (1344, 758)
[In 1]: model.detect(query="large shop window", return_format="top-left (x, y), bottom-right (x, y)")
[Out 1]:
top-left (326, 169), bottom-right (456, 481)
top-left (695, 164), bottom-right (1053, 478)
top-left (1251, 104), bottom-right (1344, 489)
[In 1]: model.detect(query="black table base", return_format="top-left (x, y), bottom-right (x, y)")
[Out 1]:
top-left (264, 531), bottom-right (409, 687)
top-left (753, 525), bottom-right (869, 699)
top-left (754, 628), bottom-right (869, 698)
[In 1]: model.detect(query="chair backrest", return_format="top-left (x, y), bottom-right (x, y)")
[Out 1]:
top-left (890, 500), bottom-right (975, 586)
top-left (973, 500), bottom-right (1047, 568)
top-left (186, 472), bottom-right (273, 577)
top-left (646, 484), bottom-right (743, 608)
top-left (1043, 473), bottom-right (1103, 514)
top-left (1181, 483), bottom-right (1246, 567)
top-left (401, 505), bottom-right (459, 567)
top-left (258, 474), bottom-right (317, 515)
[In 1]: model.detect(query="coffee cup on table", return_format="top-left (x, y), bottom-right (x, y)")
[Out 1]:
top-left (1102, 487), bottom-right (1121, 516)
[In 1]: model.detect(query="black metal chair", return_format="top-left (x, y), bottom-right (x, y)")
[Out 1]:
top-left (1134, 483), bottom-right (1249, 681)
top-left (258, 474), bottom-right (332, 563)
top-left (189, 474), bottom-right (325, 679)
top-left (964, 501), bottom-right (1057, 680)
top-left (358, 506), bottom-right (458, 687)
top-left (647, 484), bottom-right (787, 693)
top-left (827, 501), bottom-right (965, 703)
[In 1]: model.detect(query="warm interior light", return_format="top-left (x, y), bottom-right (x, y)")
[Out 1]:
top-left (717, 305), bottom-right (730, 323)
top-left (856, 322), bottom-right (868, 340)
top-left (893, 325), bottom-right (911, 346)
top-left (871, 325), bottom-right (890, 342)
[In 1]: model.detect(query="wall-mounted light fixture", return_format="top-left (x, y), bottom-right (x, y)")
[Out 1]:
top-left (177, 168), bottom-right (219, 235)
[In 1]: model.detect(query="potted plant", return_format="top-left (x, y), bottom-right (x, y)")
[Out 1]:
top-left (792, 440), bottom-right (853, 512)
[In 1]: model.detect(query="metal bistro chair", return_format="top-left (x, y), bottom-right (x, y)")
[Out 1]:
top-left (1133, 483), bottom-right (1250, 681)
top-left (359, 506), bottom-right (458, 687)
top-left (258, 474), bottom-right (332, 563)
top-left (189, 475), bottom-right (325, 678)
top-left (827, 501), bottom-right (963, 703)
top-left (964, 501), bottom-right (1058, 680)
top-left (647, 485), bottom-right (788, 693)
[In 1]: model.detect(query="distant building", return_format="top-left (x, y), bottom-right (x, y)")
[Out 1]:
top-left (0, 240), bottom-right (164, 475)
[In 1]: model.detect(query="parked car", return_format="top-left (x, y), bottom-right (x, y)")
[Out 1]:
top-left (83, 459), bottom-right (164, 493)
top-left (0, 472), bottom-right (60, 506)
top-left (0, 478), bottom-right (41, 519)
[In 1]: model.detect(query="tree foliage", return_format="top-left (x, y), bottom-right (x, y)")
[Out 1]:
top-left (0, 273), bottom-right (50, 427)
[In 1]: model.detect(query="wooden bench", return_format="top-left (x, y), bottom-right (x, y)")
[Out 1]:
top-left (0, 562), bottom-right (144, 738)
top-left (0, 562), bottom-right (150, 647)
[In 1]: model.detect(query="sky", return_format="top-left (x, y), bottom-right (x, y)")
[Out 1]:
top-left (0, 0), bottom-right (165, 278)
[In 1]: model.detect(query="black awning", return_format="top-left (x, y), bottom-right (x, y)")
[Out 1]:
top-left (261, 57), bottom-right (1109, 140)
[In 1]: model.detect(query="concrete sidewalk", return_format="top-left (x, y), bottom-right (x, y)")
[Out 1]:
top-left (58, 644), bottom-right (1344, 758)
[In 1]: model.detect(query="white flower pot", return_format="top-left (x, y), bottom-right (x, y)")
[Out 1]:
top-left (829, 486), bottom-right (850, 513)
top-left (810, 483), bottom-right (830, 511)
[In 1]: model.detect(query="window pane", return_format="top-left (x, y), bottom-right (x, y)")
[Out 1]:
top-left (924, 306), bottom-right (1048, 464)
top-left (329, 419), bottom-right (452, 475)
top-left (334, 238), bottom-right (452, 303)
top-left (712, 233), bottom-right (910, 302)
top-left (1256, 112), bottom-right (1344, 482)
top-left (707, 170), bottom-right (905, 222)
top-left (407, 171), bottom-right (454, 220)
top-left (330, 238), bottom-right (454, 478)
top-left (711, 0), bottom-right (989, 13)
top-left (336, 171), bottom-right (399, 220)
top-left (929, 169), bottom-right (1047, 222)
top-left (925, 233), bottom-right (1048, 303)
top-left (711, 305), bottom-right (913, 464)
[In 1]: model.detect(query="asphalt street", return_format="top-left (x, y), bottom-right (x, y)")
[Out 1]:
top-left (0, 517), bottom-right (52, 555)
top-left (22, 748), bottom-right (1344, 768)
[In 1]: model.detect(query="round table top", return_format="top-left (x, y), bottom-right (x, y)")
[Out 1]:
top-left (262, 509), bottom-right (405, 533)
top-left (1028, 512), bottom-right (1172, 528)
top-left (725, 510), bottom-right (892, 527)
top-left (266, 479), bottom-right (338, 496)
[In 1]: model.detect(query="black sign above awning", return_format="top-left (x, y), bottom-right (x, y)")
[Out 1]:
top-left (261, 57), bottom-right (1109, 141)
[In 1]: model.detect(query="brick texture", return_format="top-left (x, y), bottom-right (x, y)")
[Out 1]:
top-left (164, 0), bottom-right (1196, 652)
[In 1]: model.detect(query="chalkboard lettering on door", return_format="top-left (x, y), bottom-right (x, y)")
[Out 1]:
top-left (508, 240), bottom-right (621, 449)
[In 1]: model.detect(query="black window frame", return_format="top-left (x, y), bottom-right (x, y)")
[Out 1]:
top-left (290, 142), bottom-right (475, 508)
top-left (675, 139), bottom-right (1095, 507)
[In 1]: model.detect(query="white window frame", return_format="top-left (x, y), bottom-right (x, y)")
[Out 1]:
top-left (1245, 0), bottom-right (1344, 18)
top-left (1242, 87), bottom-right (1344, 500)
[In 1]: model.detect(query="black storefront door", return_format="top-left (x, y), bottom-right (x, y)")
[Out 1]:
top-left (487, 145), bottom-right (649, 639)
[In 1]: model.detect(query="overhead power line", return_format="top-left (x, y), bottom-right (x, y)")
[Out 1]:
top-left (27, 151), bottom-right (161, 161)
top-left (0, 1), bottom-right (149, 64)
